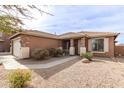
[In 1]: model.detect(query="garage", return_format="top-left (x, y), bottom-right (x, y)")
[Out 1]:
top-left (13, 38), bottom-right (22, 58)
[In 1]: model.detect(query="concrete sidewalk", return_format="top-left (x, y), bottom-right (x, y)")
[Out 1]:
top-left (1, 55), bottom-right (78, 69)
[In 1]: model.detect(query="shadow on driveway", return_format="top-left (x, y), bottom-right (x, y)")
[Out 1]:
top-left (32, 58), bottom-right (80, 79)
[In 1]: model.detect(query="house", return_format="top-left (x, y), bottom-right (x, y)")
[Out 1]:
top-left (9, 30), bottom-right (119, 59)
top-left (0, 32), bottom-right (11, 52)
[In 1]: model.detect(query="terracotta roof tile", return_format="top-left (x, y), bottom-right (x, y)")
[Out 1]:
top-left (59, 32), bottom-right (87, 39)
top-left (10, 30), bottom-right (59, 39)
top-left (9, 30), bottom-right (119, 39)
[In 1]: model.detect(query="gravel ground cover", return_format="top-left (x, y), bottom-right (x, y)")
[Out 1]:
top-left (1, 57), bottom-right (124, 88)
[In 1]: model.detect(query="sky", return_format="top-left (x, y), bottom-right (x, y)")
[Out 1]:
top-left (23, 5), bottom-right (124, 44)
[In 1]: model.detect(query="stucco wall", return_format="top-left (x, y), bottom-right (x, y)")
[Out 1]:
top-left (21, 34), bottom-right (60, 50)
top-left (108, 36), bottom-right (115, 57)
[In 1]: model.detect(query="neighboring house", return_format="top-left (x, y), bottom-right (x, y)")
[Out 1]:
top-left (0, 32), bottom-right (11, 52)
top-left (9, 30), bottom-right (119, 59)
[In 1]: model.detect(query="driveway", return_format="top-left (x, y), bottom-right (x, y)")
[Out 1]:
top-left (1, 55), bottom-right (79, 69)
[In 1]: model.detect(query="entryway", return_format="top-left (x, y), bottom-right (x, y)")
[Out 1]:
top-left (62, 39), bottom-right (80, 55)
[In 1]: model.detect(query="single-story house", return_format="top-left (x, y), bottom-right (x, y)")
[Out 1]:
top-left (9, 30), bottom-right (119, 59)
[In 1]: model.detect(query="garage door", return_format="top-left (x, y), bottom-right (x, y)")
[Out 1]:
top-left (13, 38), bottom-right (21, 58)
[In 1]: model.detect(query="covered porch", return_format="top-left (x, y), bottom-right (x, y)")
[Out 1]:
top-left (59, 37), bottom-right (87, 56)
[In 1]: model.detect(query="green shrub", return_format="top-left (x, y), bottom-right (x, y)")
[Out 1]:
top-left (31, 48), bottom-right (42, 60)
top-left (48, 48), bottom-right (56, 57)
top-left (55, 49), bottom-right (63, 57)
top-left (31, 48), bottom-right (49, 60)
top-left (40, 49), bottom-right (49, 59)
top-left (48, 48), bottom-right (63, 57)
top-left (8, 69), bottom-right (31, 88)
top-left (81, 52), bottom-right (93, 61)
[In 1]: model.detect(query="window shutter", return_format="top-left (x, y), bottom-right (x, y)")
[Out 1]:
top-left (88, 39), bottom-right (92, 51)
top-left (104, 38), bottom-right (109, 52)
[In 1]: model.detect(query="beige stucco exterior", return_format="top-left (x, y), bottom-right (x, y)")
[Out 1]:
top-left (10, 30), bottom-right (118, 58)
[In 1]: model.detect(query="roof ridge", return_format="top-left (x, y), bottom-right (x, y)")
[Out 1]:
top-left (59, 32), bottom-right (76, 36)
top-left (24, 30), bottom-right (58, 36)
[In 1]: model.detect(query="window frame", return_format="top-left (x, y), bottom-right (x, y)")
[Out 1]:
top-left (91, 38), bottom-right (104, 53)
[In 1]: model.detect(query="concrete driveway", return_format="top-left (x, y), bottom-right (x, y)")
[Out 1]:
top-left (1, 55), bottom-right (79, 69)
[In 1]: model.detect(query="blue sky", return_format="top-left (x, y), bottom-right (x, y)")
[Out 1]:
top-left (24, 5), bottom-right (124, 44)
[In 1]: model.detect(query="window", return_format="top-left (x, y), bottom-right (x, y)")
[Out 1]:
top-left (92, 38), bottom-right (104, 52)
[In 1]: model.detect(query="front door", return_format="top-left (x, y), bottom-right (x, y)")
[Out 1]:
top-left (62, 40), bottom-right (70, 55)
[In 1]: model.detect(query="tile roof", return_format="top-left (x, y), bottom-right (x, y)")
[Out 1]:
top-left (9, 30), bottom-right (119, 40)
top-left (59, 32), bottom-right (87, 39)
top-left (9, 30), bottom-right (59, 39)
top-left (79, 31), bottom-right (119, 37)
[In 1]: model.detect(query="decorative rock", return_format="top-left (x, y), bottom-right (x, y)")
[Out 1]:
top-left (82, 58), bottom-right (90, 63)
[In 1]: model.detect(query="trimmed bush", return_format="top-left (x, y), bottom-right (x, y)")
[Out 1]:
top-left (8, 69), bottom-right (31, 88)
top-left (55, 49), bottom-right (63, 57)
top-left (31, 48), bottom-right (42, 60)
top-left (31, 48), bottom-right (49, 60)
top-left (40, 49), bottom-right (49, 59)
top-left (48, 48), bottom-right (63, 57)
top-left (48, 48), bottom-right (56, 57)
top-left (81, 52), bottom-right (93, 61)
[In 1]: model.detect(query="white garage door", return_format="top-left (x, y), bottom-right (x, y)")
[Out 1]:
top-left (13, 38), bottom-right (21, 58)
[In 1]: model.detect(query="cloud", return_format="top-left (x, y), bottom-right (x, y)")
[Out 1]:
top-left (23, 5), bottom-right (124, 44)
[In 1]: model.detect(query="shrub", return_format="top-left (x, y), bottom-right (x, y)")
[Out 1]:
top-left (48, 48), bottom-right (63, 57)
top-left (48, 48), bottom-right (56, 57)
top-left (40, 49), bottom-right (49, 59)
top-left (55, 49), bottom-right (63, 57)
top-left (31, 48), bottom-right (42, 60)
top-left (81, 52), bottom-right (93, 61)
top-left (31, 48), bottom-right (49, 60)
top-left (8, 69), bottom-right (31, 88)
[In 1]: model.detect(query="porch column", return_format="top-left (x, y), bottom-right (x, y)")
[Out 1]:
top-left (58, 40), bottom-right (63, 50)
top-left (69, 39), bottom-right (75, 55)
top-left (80, 37), bottom-right (86, 56)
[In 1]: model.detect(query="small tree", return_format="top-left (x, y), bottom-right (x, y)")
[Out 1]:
top-left (0, 5), bottom-right (53, 34)
top-left (81, 52), bottom-right (93, 61)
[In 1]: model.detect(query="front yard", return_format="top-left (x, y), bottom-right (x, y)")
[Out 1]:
top-left (1, 56), bottom-right (124, 88)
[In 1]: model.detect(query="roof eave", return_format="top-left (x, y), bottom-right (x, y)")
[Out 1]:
top-left (9, 32), bottom-right (59, 40)
top-left (88, 34), bottom-right (119, 38)
top-left (9, 32), bottom-right (22, 39)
